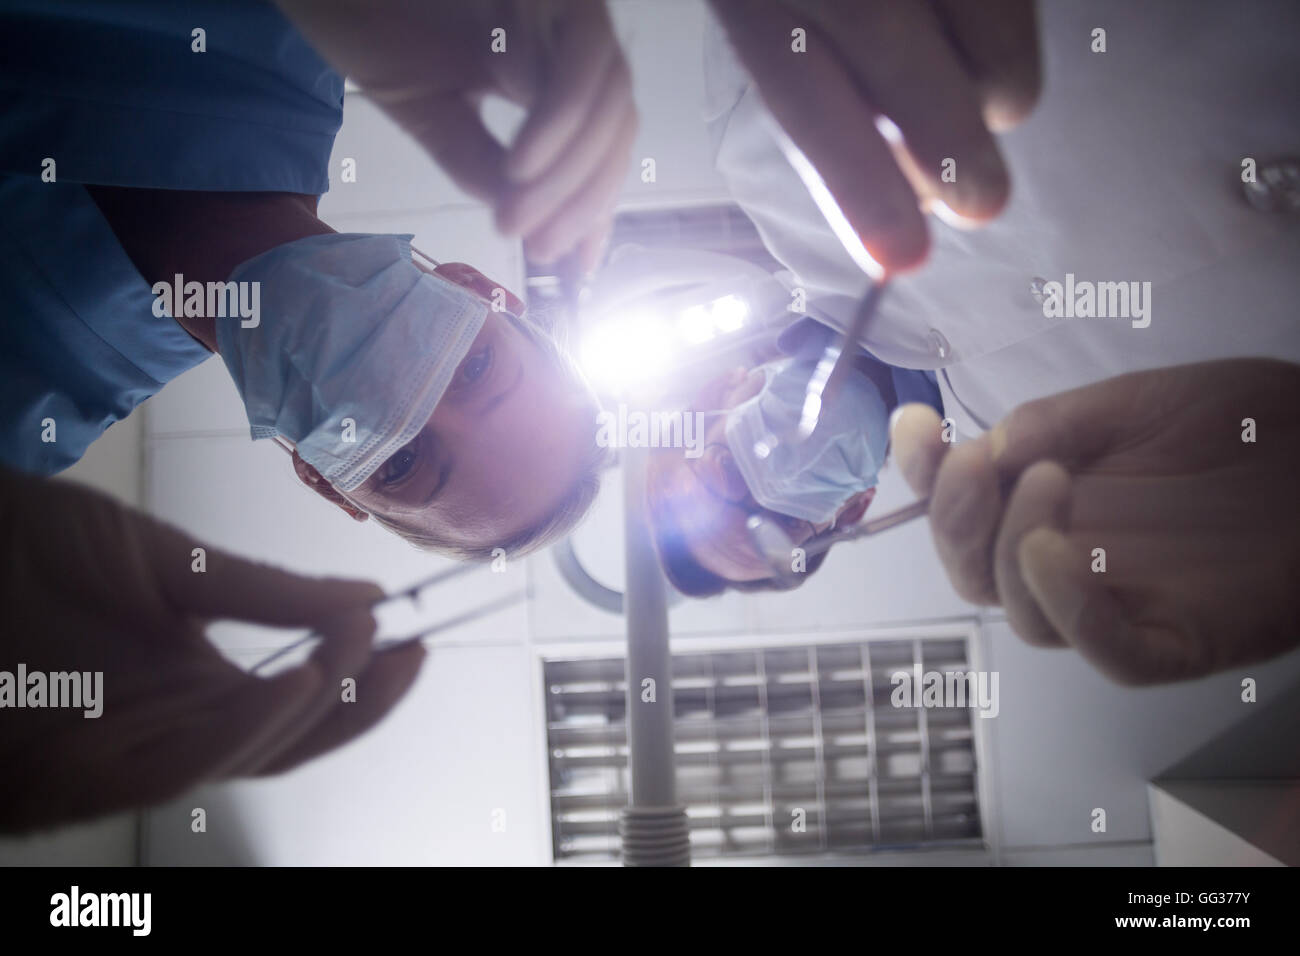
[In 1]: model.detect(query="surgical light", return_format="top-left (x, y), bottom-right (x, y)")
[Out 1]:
top-left (677, 304), bottom-right (715, 345)
top-left (579, 292), bottom-right (752, 394)
top-left (710, 294), bottom-right (748, 332)
top-left (579, 310), bottom-right (673, 392)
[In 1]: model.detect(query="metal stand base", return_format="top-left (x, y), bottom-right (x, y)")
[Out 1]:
top-left (620, 805), bottom-right (691, 867)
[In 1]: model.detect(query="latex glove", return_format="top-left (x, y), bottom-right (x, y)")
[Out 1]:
top-left (891, 359), bottom-right (1300, 684)
top-left (276, 0), bottom-right (637, 272)
top-left (708, 0), bottom-right (1040, 272)
top-left (0, 466), bottom-right (425, 832)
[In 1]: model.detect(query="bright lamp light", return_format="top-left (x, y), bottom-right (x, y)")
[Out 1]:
top-left (579, 311), bottom-right (673, 392)
top-left (710, 294), bottom-right (748, 332)
top-left (677, 305), bottom-right (715, 345)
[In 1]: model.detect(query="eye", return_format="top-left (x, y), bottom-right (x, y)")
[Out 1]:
top-left (379, 442), bottom-right (418, 487)
top-left (452, 344), bottom-right (493, 390)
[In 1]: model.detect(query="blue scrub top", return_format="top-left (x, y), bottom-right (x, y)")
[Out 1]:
top-left (0, 0), bottom-right (344, 474)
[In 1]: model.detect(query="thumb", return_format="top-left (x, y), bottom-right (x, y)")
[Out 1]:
top-left (890, 402), bottom-right (946, 498)
top-left (144, 518), bottom-right (383, 629)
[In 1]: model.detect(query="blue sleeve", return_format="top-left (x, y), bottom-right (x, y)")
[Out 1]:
top-left (0, 0), bottom-right (343, 193)
top-left (0, 176), bottom-right (211, 474)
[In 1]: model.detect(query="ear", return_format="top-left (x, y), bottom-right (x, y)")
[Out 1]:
top-left (291, 449), bottom-right (370, 522)
top-left (431, 262), bottom-right (527, 316)
top-left (835, 487), bottom-right (876, 528)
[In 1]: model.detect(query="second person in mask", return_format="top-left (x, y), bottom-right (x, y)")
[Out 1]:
top-left (647, 321), bottom-right (943, 594)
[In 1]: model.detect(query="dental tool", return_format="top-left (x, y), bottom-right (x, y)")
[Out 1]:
top-left (792, 278), bottom-right (889, 442)
top-left (746, 495), bottom-right (930, 583)
top-left (410, 244), bottom-right (440, 268)
top-left (249, 563), bottom-right (525, 674)
top-left (769, 124), bottom-right (891, 447)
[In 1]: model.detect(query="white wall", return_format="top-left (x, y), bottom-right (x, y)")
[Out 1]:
top-left (134, 0), bottom-right (1298, 866)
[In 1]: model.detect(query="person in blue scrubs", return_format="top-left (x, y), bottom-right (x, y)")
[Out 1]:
top-left (0, 0), bottom-right (636, 560)
top-left (0, 0), bottom-right (637, 833)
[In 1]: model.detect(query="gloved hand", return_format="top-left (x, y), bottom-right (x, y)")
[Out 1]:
top-left (708, 0), bottom-right (1040, 272)
top-left (0, 466), bottom-right (425, 832)
top-left (891, 359), bottom-right (1300, 685)
top-left (276, 0), bottom-right (637, 272)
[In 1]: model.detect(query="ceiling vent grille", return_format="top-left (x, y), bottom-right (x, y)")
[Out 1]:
top-left (545, 636), bottom-right (984, 861)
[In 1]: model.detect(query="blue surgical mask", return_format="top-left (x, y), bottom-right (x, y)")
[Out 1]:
top-left (724, 358), bottom-right (889, 525)
top-left (216, 233), bottom-right (487, 492)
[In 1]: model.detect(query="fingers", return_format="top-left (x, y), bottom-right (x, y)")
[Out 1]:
top-left (150, 528), bottom-right (384, 630)
top-left (710, 0), bottom-right (1038, 269)
top-left (520, 104), bottom-right (638, 265)
top-left (988, 371), bottom-right (1155, 478)
top-left (135, 504), bottom-right (383, 629)
top-left (220, 606), bottom-right (383, 776)
top-left (7, 608), bottom-right (423, 827)
top-left (253, 641), bottom-right (427, 775)
top-left (890, 403), bottom-right (946, 497)
top-left (388, 92), bottom-right (508, 203)
top-left (933, 0), bottom-right (1042, 131)
top-left (504, 1), bottom-right (622, 183)
top-left (710, 0), bottom-right (927, 272)
top-left (1019, 528), bottom-right (1207, 685)
top-left (993, 461), bottom-right (1071, 647)
top-left (496, 52), bottom-right (633, 242)
top-left (494, 2), bottom-right (635, 266)
top-left (815, 0), bottom-right (1010, 223)
top-left (928, 434), bottom-right (1002, 604)
top-left (6, 661), bottom-right (323, 830)
top-left (130, 665), bottom-right (325, 798)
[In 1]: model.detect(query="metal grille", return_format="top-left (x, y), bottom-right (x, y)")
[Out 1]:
top-left (545, 637), bottom-right (984, 861)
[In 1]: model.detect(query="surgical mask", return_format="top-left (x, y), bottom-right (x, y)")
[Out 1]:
top-left (216, 233), bottom-right (487, 492)
top-left (724, 358), bottom-right (889, 525)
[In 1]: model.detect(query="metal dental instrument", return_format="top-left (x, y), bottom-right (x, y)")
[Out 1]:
top-left (766, 122), bottom-right (892, 448)
top-left (410, 244), bottom-right (440, 268)
top-left (249, 563), bottom-right (525, 674)
top-left (791, 278), bottom-right (889, 443)
top-left (747, 279), bottom-right (891, 459)
top-left (746, 495), bottom-right (931, 583)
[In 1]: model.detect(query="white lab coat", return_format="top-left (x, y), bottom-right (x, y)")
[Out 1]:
top-left (704, 0), bottom-right (1300, 434)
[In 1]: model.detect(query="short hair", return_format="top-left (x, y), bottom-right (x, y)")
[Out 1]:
top-left (369, 308), bottom-right (612, 560)
top-left (645, 448), bottom-right (830, 597)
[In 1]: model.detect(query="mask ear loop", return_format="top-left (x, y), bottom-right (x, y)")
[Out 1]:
top-left (272, 433), bottom-right (373, 521)
top-left (410, 244), bottom-right (441, 268)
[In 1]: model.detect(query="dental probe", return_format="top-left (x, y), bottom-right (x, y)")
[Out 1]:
top-left (746, 495), bottom-right (930, 582)
top-left (249, 563), bottom-right (521, 674)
